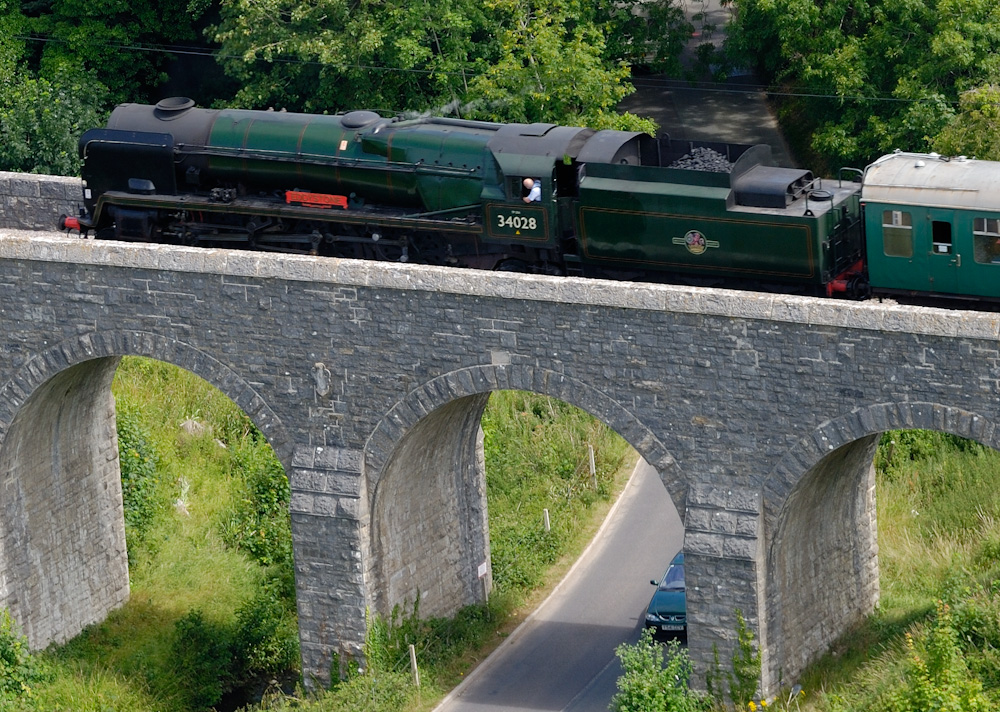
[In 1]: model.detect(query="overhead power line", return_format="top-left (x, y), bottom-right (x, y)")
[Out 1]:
top-left (15, 33), bottom-right (969, 108)
top-left (15, 34), bottom-right (467, 76)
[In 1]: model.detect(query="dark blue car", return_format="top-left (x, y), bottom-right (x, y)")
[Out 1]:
top-left (644, 551), bottom-right (686, 637)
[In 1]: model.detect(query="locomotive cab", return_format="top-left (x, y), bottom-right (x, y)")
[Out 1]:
top-left (481, 123), bottom-right (595, 259)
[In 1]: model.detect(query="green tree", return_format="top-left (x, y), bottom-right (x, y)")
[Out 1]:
top-left (213, 0), bottom-right (494, 113)
top-left (727, 0), bottom-right (1000, 167)
top-left (933, 85), bottom-right (1000, 160)
top-left (593, 0), bottom-right (695, 77)
top-left (463, 0), bottom-right (655, 131)
top-left (212, 0), bottom-right (657, 131)
top-left (0, 0), bottom-right (108, 175)
top-left (24, 0), bottom-right (214, 104)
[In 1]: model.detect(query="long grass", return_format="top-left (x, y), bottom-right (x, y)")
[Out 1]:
top-left (13, 357), bottom-right (277, 712)
top-left (797, 432), bottom-right (1000, 710)
top-left (4, 360), bottom-right (635, 711)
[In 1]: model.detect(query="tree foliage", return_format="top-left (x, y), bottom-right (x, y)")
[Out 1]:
top-left (597, 0), bottom-right (694, 77)
top-left (0, 1), bottom-right (108, 175)
top-left (23, 0), bottom-right (213, 104)
top-left (933, 85), bottom-right (1000, 160)
top-left (727, 0), bottom-right (1000, 167)
top-left (460, 0), bottom-right (654, 131)
top-left (213, 0), bottom-right (492, 114)
top-left (211, 0), bottom-right (672, 131)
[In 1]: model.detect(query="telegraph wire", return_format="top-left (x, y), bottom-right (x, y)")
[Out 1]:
top-left (13, 33), bottom-right (970, 108)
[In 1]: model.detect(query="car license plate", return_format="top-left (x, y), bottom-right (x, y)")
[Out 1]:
top-left (662, 624), bottom-right (684, 631)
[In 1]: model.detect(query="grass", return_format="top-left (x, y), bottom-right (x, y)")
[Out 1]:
top-left (792, 432), bottom-right (1000, 711)
top-left (8, 357), bottom-right (283, 712)
top-left (1, 359), bottom-right (637, 712)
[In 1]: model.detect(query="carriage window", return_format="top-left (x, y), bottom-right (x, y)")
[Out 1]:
top-left (932, 220), bottom-right (952, 254)
top-left (973, 217), bottom-right (1000, 264)
top-left (882, 210), bottom-right (913, 257)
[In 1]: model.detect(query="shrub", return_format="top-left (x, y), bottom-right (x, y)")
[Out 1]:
top-left (220, 439), bottom-right (293, 573)
top-left (880, 602), bottom-right (989, 712)
top-left (171, 610), bottom-right (234, 710)
top-left (231, 594), bottom-right (300, 685)
top-left (0, 608), bottom-right (49, 702)
top-left (876, 430), bottom-right (984, 482)
top-left (116, 406), bottom-right (164, 557)
top-left (171, 597), bottom-right (300, 711)
top-left (612, 627), bottom-right (709, 712)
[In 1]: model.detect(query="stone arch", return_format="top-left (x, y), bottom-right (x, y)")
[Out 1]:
top-left (0, 330), bottom-right (292, 462)
top-left (0, 330), bottom-right (291, 650)
top-left (762, 401), bottom-right (999, 688)
top-left (363, 363), bottom-right (683, 620)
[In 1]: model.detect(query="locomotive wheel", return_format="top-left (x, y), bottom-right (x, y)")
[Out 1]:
top-left (849, 275), bottom-right (872, 300)
top-left (495, 259), bottom-right (530, 273)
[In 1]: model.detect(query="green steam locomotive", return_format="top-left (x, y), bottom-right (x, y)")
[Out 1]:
top-left (64, 97), bottom-right (998, 303)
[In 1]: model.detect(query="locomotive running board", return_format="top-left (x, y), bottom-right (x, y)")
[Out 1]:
top-left (93, 192), bottom-right (483, 235)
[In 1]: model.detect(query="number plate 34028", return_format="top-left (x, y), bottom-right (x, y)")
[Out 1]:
top-left (486, 205), bottom-right (548, 241)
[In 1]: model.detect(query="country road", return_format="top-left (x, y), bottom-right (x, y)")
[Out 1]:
top-left (433, 459), bottom-right (683, 712)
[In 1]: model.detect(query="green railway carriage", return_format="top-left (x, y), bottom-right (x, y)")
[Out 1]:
top-left (862, 152), bottom-right (1000, 300)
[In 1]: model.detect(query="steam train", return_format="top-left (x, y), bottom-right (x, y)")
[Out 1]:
top-left (60, 97), bottom-right (1000, 302)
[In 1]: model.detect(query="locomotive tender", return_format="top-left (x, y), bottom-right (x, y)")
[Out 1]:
top-left (61, 97), bottom-right (1000, 302)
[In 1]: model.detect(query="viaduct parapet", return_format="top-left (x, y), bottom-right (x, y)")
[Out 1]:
top-left (2, 173), bottom-right (1000, 693)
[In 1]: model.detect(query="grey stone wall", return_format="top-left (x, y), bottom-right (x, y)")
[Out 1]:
top-left (2, 228), bottom-right (1000, 694)
top-left (0, 172), bottom-right (80, 231)
top-left (369, 394), bottom-right (492, 620)
top-left (0, 357), bottom-right (129, 649)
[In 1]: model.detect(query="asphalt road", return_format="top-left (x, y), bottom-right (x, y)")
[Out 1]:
top-left (433, 459), bottom-right (683, 712)
top-left (615, 0), bottom-right (794, 167)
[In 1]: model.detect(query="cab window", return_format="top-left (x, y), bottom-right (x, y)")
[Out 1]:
top-left (973, 217), bottom-right (1000, 264)
top-left (515, 177), bottom-right (543, 203)
top-left (882, 210), bottom-right (913, 258)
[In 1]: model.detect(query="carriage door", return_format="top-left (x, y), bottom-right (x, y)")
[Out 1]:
top-left (926, 210), bottom-right (961, 295)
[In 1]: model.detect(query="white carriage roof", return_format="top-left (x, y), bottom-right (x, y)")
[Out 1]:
top-left (862, 152), bottom-right (1000, 212)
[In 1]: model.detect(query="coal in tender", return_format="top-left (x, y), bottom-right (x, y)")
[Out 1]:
top-left (668, 147), bottom-right (734, 173)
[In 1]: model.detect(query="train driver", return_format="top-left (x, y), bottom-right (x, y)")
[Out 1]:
top-left (522, 178), bottom-right (542, 203)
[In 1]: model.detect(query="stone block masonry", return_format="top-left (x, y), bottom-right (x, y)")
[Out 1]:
top-left (0, 172), bottom-right (80, 231)
top-left (2, 223), bottom-right (1000, 695)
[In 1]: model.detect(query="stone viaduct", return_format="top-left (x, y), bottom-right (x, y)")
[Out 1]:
top-left (2, 172), bottom-right (1000, 693)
